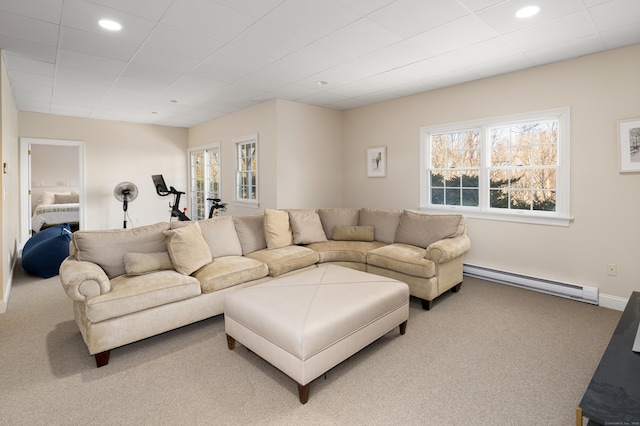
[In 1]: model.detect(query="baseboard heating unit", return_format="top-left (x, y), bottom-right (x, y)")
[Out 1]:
top-left (463, 264), bottom-right (599, 305)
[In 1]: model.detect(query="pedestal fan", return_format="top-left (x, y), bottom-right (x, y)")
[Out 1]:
top-left (114, 182), bottom-right (138, 228)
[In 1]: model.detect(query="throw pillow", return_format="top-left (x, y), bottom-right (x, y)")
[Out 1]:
top-left (43, 191), bottom-right (70, 204)
top-left (123, 252), bottom-right (174, 275)
top-left (163, 222), bottom-right (212, 275)
top-left (332, 225), bottom-right (374, 242)
top-left (263, 208), bottom-right (293, 249)
top-left (233, 214), bottom-right (267, 255)
top-left (394, 210), bottom-right (464, 249)
top-left (287, 209), bottom-right (328, 244)
top-left (359, 208), bottom-right (402, 244)
top-left (317, 208), bottom-right (361, 239)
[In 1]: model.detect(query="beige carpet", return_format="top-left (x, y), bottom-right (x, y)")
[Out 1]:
top-left (1, 264), bottom-right (621, 425)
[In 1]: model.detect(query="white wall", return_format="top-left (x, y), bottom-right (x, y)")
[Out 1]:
top-left (18, 112), bottom-right (188, 232)
top-left (342, 44), bottom-right (640, 301)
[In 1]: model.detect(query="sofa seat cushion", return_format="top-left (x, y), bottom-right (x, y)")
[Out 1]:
top-left (86, 270), bottom-right (201, 323)
top-left (366, 243), bottom-right (436, 278)
top-left (246, 245), bottom-right (319, 277)
top-left (306, 240), bottom-right (385, 263)
top-left (193, 256), bottom-right (269, 293)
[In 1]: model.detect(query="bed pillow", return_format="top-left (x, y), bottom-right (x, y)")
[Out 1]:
top-left (163, 222), bottom-right (212, 275)
top-left (54, 193), bottom-right (79, 204)
top-left (43, 191), bottom-right (70, 205)
top-left (287, 209), bottom-right (327, 244)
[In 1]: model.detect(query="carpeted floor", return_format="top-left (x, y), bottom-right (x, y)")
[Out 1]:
top-left (0, 264), bottom-right (621, 425)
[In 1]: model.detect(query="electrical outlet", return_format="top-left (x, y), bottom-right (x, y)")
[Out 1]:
top-left (607, 264), bottom-right (617, 276)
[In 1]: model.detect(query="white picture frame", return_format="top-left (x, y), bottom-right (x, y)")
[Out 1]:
top-left (367, 146), bottom-right (386, 177)
top-left (618, 118), bottom-right (640, 173)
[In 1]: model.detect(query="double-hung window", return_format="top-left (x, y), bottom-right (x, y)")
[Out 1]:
top-left (188, 144), bottom-right (221, 220)
top-left (234, 134), bottom-right (258, 206)
top-left (420, 108), bottom-right (570, 226)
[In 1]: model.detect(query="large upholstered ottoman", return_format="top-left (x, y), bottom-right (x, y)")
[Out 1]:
top-left (224, 264), bottom-right (409, 404)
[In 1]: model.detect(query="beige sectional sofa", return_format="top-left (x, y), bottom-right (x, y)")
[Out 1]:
top-left (59, 208), bottom-right (470, 367)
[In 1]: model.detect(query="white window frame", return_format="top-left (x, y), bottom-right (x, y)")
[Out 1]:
top-left (188, 143), bottom-right (221, 221)
top-left (420, 108), bottom-right (571, 226)
top-left (233, 133), bottom-right (259, 208)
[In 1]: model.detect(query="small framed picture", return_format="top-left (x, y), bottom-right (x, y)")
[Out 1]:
top-left (618, 118), bottom-right (640, 173)
top-left (367, 146), bottom-right (386, 177)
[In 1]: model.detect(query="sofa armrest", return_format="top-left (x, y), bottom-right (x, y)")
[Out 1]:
top-left (59, 257), bottom-right (111, 302)
top-left (425, 234), bottom-right (471, 263)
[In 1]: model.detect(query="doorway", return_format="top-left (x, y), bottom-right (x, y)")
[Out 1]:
top-left (19, 138), bottom-right (86, 246)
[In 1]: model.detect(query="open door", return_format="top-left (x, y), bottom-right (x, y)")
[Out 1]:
top-left (20, 138), bottom-right (85, 246)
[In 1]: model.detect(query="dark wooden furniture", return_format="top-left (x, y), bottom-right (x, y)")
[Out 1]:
top-left (577, 291), bottom-right (640, 425)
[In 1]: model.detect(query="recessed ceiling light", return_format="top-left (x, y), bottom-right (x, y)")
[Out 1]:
top-left (98, 19), bottom-right (122, 31)
top-left (515, 5), bottom-right (540, 18)
top-left (316, 80), bottom-right (329, 86)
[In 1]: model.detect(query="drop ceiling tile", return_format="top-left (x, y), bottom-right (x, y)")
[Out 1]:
top-left (525, 35), bottom-right (608, 65)
top-left (263, 0), bottom-right (360, 39)
top-left (10, 82), bottom-right (53, 95)
top-left (599, 22), bottom-right (640, 49)
top-left (9, 69), bottom-right (54, 87)
top-left (121, 62), bottom-right (183, 84)
top-left (0, 0), bottom-right (62, 24)
top-left (113, 76), bottom-right (168, 93)
top-left (367, 0), bottom-right (469, 37)
top-left (12, 92), bottom-right (52, 105)
top-left (456, 0), bottom-right (507, 12)
top-left (50, 104), bottom-right (93, 116)
top-left (161, 0), bottom-right (256, 42)
top-left (2, 53), bottom-right (54, 76)
top-left (409, 14), bottom-right (499, 55)
top-left (589, 0), bottom-right (640, 32)
top-left (189, 62), bottom-right (239, 84)
top-left (171, 75), bottom-right (227, 93)
top-left (60, 27), bottom-right (139, 61)
top-left (301, 57), bottom-right (392, 88)
top-left (441, 37), bottom-right (520, 68)
top-left (467, 54), bottom-right (535, 77)
top-left (0, 35), bottom-right (58, 62)
top-left (230, 21), bottom-right (311, 59)
top-left (0, 11), bottom-right (60, 46)
top-left (504, 12), bottom-right (598, 52)
top-left (360, 39), bottom-right (438, 70)
top-left (58, 49), bottom-right (127, 75)
top-left (335, 0), bottom-right (395, 15)
top-left (61, 0), bottom-right (157, 44)
top-left (55, 65), bottom-right (119, 87)
top-left (211, 0), bottom-right (284, 18)
top-left (87, 0), bottom-right (174, 21)
top-left (315, 18), bottom-right (403, 57)
top-left (298, 91), bottom-right (349, 106)
top-left (54, 78), bottom-right (112, 95)
top-left (142, 24), bottom-right (224, 60)
top-left (478, 0), bottom-right (585, 34)
top-left (132, 46), bottom-right (201, 74)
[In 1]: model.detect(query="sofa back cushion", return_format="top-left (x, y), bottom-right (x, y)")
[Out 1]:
top-left (73, 222), bottom-right (170, 279)
top-left (171, 216), bottom-right (243, 258)
top-left (263, 208), bottom-right (293, 249)
top-left (317, 208), bottom-right (361, 240)
top-left (359, 208), bottom-right (402, 244)
top-left (394, 210), bottom-right (465, 249)
top-left (287, 209), bottom-right (328, 244)
top-left (233, 214), bottom-right (267, 255)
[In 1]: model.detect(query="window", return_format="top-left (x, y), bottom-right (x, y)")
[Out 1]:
top-left (420, 108), bottom-right (570, 226)
top-left (234, 134), bottom-right (258, 205)
top-left (189, 144), bottom-right (221, 221)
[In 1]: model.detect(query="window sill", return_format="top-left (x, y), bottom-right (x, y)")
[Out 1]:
top-left (419, 206), bottom-right (572, 227)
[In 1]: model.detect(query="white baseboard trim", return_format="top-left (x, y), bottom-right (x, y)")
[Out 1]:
top-left (598, 293), bottom-right (628, 311)
top-left (1, 250), bottom-right (17, 314)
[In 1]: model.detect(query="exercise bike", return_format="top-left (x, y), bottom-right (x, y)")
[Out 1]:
top-left (207, 198), bottom-right (227, 218)
top-left (152, 174), bottom-right (190, 221)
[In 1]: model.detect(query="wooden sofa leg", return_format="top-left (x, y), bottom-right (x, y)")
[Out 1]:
top-left (451, 282), bottom-right (462, 293)
top-left (298, 383), bottom-right (310, 404)
top-left (421, 299), bottom-right (433, 310)
top-left (95, 350), bottom-right (111, 368)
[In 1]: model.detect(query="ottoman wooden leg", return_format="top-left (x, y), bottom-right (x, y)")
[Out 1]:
top-left (298, 383), bottom-right (310, 404)
top-left (226, 334), bottom-right (236, 350)
top-left (399, 320), bottom-right (408, 335)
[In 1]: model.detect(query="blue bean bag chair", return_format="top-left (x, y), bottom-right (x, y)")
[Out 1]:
top-left (21, 223), bottom-right (72, 278)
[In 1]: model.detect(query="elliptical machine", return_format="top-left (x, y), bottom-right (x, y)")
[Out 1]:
top-left (152, 175), bottom-right (190, 221)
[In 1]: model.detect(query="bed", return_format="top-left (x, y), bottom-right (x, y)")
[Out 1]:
top-left (31, 191), bottom-right (79, 233)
